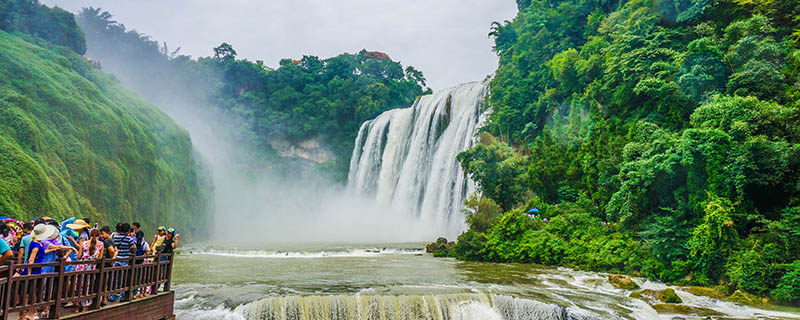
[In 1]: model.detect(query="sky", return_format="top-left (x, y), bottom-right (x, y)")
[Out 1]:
top-left (43, 0), bottom-right (518, 90)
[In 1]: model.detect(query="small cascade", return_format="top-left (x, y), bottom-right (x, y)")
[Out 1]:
top-left (347, 81), bottom-right (489, 235)
top-left (234, 293), bottom-right (588, 320)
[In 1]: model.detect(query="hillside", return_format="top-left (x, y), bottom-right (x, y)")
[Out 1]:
top-left (0, 29), bottom-right (212, 237)
top-left (448, 0), bottom-right (800, 305)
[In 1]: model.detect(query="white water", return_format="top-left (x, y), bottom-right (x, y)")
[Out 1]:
top-left (347, 81), bottom-right (489, 237)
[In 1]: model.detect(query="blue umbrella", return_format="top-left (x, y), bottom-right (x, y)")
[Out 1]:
top-left (527, 208), bottom-right (539, 214)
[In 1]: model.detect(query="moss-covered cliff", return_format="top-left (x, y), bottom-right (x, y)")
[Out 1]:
top-left (0, 29), bottom-right (211, 237)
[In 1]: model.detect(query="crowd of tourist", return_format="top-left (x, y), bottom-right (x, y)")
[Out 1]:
top-left (0, 217), bottom-right (179, 320)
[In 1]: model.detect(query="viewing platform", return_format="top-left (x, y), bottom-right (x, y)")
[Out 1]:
top-left (0, 253), bottom-right (175, 320)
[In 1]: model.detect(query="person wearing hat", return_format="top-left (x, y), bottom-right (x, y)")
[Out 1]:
top-left (63, 219), bottom-right (91, 272)
top-left (152, 226), bottom-right (167, 253)
top-left (26, 224), bottom-right (75, 274)
top-left (161, 228), bottom-right (179, 254)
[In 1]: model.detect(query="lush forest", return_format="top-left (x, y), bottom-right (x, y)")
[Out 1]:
top-left (76, 9), bottom-right (429, 179)
top-left (446, 0), bottom-right (800, 305)
top-left (0, 2), bottom-right (212, 238)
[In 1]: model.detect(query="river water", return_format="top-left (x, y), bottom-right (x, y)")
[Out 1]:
top-left (172, 243), bottom-right (800, 320)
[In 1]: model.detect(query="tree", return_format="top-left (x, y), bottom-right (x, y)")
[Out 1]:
top-left (213, 42), bottom-right (237, 61)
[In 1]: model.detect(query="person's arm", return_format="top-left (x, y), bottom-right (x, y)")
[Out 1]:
top-left (0, 249), bottom-right (11, 264)
top-left (172, 234), bottom-right (179, 248)
top-left (28, 247), bottom-right (39, 264)
top-left (76, 241), bottom-right (84, 259)
top-left (17, 246), bottom-right (25, 264)
top-left (66, 235), bottom-right (79, 248)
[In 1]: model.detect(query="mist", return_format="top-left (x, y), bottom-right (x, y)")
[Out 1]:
top-left (165, 98), bottom-right (442, 243)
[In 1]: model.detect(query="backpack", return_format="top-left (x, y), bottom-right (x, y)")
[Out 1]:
top-left (136, 239), bottom-right (146, 256)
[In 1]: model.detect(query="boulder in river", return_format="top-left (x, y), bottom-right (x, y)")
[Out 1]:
top-left (630, 288), bottom-right (682, 304)
top-left (726, 290), bottom-right (768, 306)
top-left (651, 304), bottom-right (722, 316)
top-left (608, 274), bottom-right (639, 290)
top-left (683, 286), bottom-right (726, 300)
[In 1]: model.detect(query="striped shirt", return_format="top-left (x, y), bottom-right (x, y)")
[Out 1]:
top-left (112, 233), bottom-right (136, 259)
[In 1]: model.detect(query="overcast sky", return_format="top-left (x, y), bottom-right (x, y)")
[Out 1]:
top-left (42, 0), bottom-right (518, 90)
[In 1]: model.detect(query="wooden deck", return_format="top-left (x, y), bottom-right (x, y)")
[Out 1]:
top-left (0, 253), bottom-right (175, 320)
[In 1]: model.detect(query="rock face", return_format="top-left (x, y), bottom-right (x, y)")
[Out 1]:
top-left (268, 137), bottom-right (334, 164)
top-left (608, 275), bottom-right (640, 290)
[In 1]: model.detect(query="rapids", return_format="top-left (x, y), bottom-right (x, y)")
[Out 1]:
top-left (172, 244), bottom-right (800, 320)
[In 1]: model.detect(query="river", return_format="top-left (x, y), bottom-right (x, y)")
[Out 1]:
top-left (171, 243), bottom-right (800, 319)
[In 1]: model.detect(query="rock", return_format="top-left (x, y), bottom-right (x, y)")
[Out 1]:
top-left (683, 286), bottom-right (726, 300)
top-left (608, 274), bottom-right (639, 290)
top-left (426, 237), bottom-right (455, 255)
top-left (629, 288), bottom-right (682, 304)
top-left (726, 290), bottom-right (764, 306)
top-left (658, 288), bottom-right (682, 303)
top-left (425, 242), bottom-right (436, 253)
top-left (651, 304), bottom-right (722, 316)
top-left (267, 137), bottom-right (335, 164)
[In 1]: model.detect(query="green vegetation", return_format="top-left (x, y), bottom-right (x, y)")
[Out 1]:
top-left (0, 0), bottom-right (86, 54)
top-left (448, 0), bottom-right (800, 306)
top-left (76, 9), bottom-right (428, 179)
top-left (0, 24), bottom-right (211, 237)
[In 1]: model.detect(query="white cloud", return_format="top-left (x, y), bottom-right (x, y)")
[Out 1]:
top-left (43, 0), bottom-right (517, 90)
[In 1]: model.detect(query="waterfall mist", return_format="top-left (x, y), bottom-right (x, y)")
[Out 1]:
top-left (79, 50), bottom-right (445, 243)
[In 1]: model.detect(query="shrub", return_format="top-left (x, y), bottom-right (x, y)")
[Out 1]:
top-left (771, 261), bottom-right (800, 305)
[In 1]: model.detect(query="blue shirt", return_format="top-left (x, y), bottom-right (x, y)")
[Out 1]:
top-left (28, 242), bottom-right (45, 275)
top-left (20, 234), bottom-right (32, 263)
top-left (0, 238), bottom-right (10, 255)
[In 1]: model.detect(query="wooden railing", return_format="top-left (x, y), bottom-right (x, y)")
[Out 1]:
top-left (0, 252), bottom-right (174, 319)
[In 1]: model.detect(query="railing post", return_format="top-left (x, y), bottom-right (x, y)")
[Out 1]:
top-left (2, 262), bottom-right (13, 320)
top-left (163, 253), bottom-right (173, 292)
top-left (152, 252), bottom-right (161, 294)
top-left (125, 255), bottom-right (135, 301)
top-left (92, 257), bottom-right (105, 310)
top-left (50, 257), bottom-right (66, 318)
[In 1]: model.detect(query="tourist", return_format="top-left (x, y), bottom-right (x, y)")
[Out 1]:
top-left (75, 229), bottom-right (103, 312)
top-left (152, 226), bottom-right (166, 253)
top-left (63, 219), bottom-right (90, 272)
top-left (134, 230), bottom-right (150, 261)
top-left (112, 223), bottom-right (137, 264)
top-left (0, 221), bottom-right (16, 249)
top-left (133, 230), bottom-right (151, 298)
top-left (99, 226), bottom-right (117, 259)
top-left (111, 223), bottom-right (136, 302)
top-left (23, 224), bottom-right (72, 320)
top-left (161, 228), bottom-right (178, 254)
top-left (0, 233), bottom-right (12, 265)
top-left (99, 226), bottom-right (116, 307)
top-left (132, 222), bottom-right (140, 235)
top-left (17, 221), bottom-right (34, 265)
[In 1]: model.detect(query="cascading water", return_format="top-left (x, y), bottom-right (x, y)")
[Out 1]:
top-left (347, 81), bottom-right (489, 236)
top-left (234, 293), bottom-right (585, 320)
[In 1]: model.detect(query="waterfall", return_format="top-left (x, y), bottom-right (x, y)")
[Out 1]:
top-left (347, 81), bottom-right (489, 235)
top-left (235, 293), bottom-right (588, 320)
